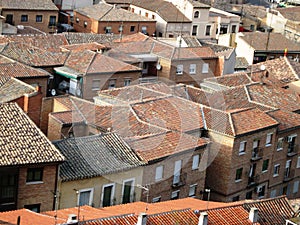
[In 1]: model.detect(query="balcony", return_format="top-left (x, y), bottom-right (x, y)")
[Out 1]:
top-left (287, 144), bottom-right (298, 157)
top-left (283, 169), bottom-right (295, 182)
top-left (251, 148), bottom-right (263, 161)
top-left (172, 173), bottom-right (187, 188)
top-left (247, 175), bottom-right (260, 188)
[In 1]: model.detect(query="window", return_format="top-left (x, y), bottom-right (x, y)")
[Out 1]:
top-left (293, 181), bottom-right (299, 194)
top-left (239, 141), bottom-right (246, 155)
top-left (297, 156), bottom-right (300, 168)
top-left (84, 21), bottom-right (88, 28)
top-left (266, 133), bottom-right (273, 146)
top-left (152, 15), bottom-right (155, 19)
top-left (277, 138), bottom-right (283, 151)
top-left (36, 15), bottom-right (42, 22)
top-left (288, 134), bottom-right (297, 154)
top-left (145, 12), bottom-right (149, 17)
top-left (202, 63), bottom-right (209, 73)
top-left (130, 26), bottom-right (135, 32)
top-left (155, 165), bottom-right (163, 181)
top-left (118, 25), bottom-right (123, 33)
top-left (92, 79), bottom-right (100, 90)
top-left (26, 168), bottom-right (43, 183)
top-left (192, 154), bottom-right (200, 170)
top-left (235, 168), bottom-right (243, 181)
top-left (262, 159), bottom-right (269, 172)
top-left (192, 25), bottom-right (197, 36)
top-left (173, 160), bottom-right (182, 185)
top-left (220, 24), bottom-right (228, 34)
top-left (273, 164), bottom-right (280, 177)
top-left (284, 160), bottom-right (291, 179)
top-left (189, 64), bottom-right (196, 74)
top-left (105, 26), bottom-right (112, 34)
top-left (270, 189), bottom-right (277, 198)
top-left (246, 191), bottom-right (252, 199)
top-left (108, 79), bottom-right (116, 89)
top-left (78, 188), bottom-right (93, 206)
top-left (141, 26), bottom-right (147, 34)
top-left (6, 14), bottom-right (13, 25)
top-left (21, 15), bottom-right (28, 22)
top-left (189, 184), bottom-right (197, 197)
top-left (0, 173), bottom-right (17, 201)
top-left (194, 11), bottom-right (200, 18)
top-left (252, 139), bottom-right (260, 158)
top-left (257, 185), bottom-right (265, 198)
top-left (124, 79), bottom-right (131, 86)
top-left (232, 195), bottom-right (239, 202)
top-left (102, 184), bottom-right (115, 207)
top-left (24, 204), bottom-right (40, 213)
top-left (76, 17), bottom-right (79, 23)
top-left (176, 65), bottom-right (183, 75)
top-left (171, 190), bottom-right (180, 200)
top-left (49, 16), bottom-right (56, 26)
top-left (122, 178), bottom-right (135, 204)
top-left (231, 25), bottom-right (237, 33)
top-left (131, 8), bottom-right (135, 13)
top-left (152, 196), bottom-right (161, 203)
top-left (205, 25), bottom-right (211, 36)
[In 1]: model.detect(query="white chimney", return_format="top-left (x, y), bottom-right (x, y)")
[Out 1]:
top-left (198, 212), bottom-right (208, 225)
top-left (249, 207), bottom-right (258, 223)
top-left (136, 212), bottom-right (147, 225)
top-left (67, 214), bottom-right (78, 224)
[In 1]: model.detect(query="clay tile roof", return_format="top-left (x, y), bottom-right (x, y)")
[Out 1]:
top-left (246, 83), bottom-right (300, 112)
top-left (147, 209), bottom-right (199, 224)
top-left (125, 131), bottom-right (208, 162)
top-left (113, 38), bottom-right (154, 54)
top-left (131, 0), bottom-right (190, 22)
top-left (204, 72), bottom-right (252, 88)
top-left (235, 57), bottom-right (249, 69)
top-left (83, 214), bottom-right (138, 225)
top-left (0, 77), bottom-right (36, 103)
top-left (277, 6), bottom-right (300, 21)
top-left (49, 110), bottom-right (85, 125)
top-left (113, 32), bottom-right (150, 43)
top-left (0, 103), bottom-right (64, 166)
top-left (64, 50), bottom-right (96, 74)
top-left (240, 32), bottom-right (300, 51)
top-left (243, 196), bottom-right (295, 225)
top-left (0, 0), bottom-right (58, 10)
top-left (63, 33), bottom-right (120, 45)
top-left (60, 42), bottom-right (107, 52)
top-left (75, 2), bottom-right (155, 22)
top-left (53, 133), bottom-right (144, 182)
top-left (287, 58), bottom-right (300, 76)
top-left (132, 96), bottom-right (204, 133)
top-left (172, 47), bottom-right (217, 59)
top-left (0, 209), bottom-right (65, 225)
top-left (106, 49), bottom-right (142, 64)
top-left (267, 109), bottom-right (300, 132)
top-left (0, 62), bottom-right (49, 78)
top-left (53, 95), bottom-right (73, 110)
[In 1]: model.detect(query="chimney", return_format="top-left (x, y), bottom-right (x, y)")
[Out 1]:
top-left (67, 214), bottom-right (78, 224)
top-left (249, 207), bottom-right (258, 223)
top-left (198, 212), bottom-right (208, 225)
top-left (136, 212), bottom-right (147, 225)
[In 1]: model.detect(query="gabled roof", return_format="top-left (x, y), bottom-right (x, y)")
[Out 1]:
top-left (63, 50), bottom-right (96, 74)
top-left (0, 77), bottom-right (36, 103)
top-left (53, 133), bottom-right (144, 182)
top-left (125, 131), bottom-right (208, 162)
top-left (277, 6), bottom-right (300, 21)
top-left (63, 33), bottom-right (120, 45)
top-left (267, 109), bottom-right (300, 132)
top-left (204, 72), bottom-right (252, 88)
top-left (130, 0), bottom-right (190, 22)
top-left (0, 0), bottom-right (58, 10)
top-left (239, 32), bottom-right (300, 51)
top-left (0, 103), bottom-right (64, 166)
top-left (75, 2), bottom-right (155, 22)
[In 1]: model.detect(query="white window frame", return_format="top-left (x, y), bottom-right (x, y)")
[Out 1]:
top-left (77, 188), bottom-right (94, 206)
top-left (239, 141), bottom-right (246, 155)
top-left (192, 154), bottom-right (200, 170)
top-left (189, 64), bottom-right (196, 74)
top-left (262, 159), bottom-right (269, 173)
top-left (173, 160), bottom-right (182, 184)
top-left (293, 181), bottom-right (299, 194)
top-left (277, 137), bottom-right (283, 151)
top-left (101, 183), bottom-right (115, 207)
top-left (176, 64), bottom-right (183, 75)
top-left (155, 165), bottom-right (163, 181)
top-left (152, 196), bottom-right (161, 203)
top-left (266, 133), bottom-right (273, 146)
top-left (108, 79), bottom-right (116, 89)
top-left (273, 164), bottom-right (280, 177)
top-left (121, 178), bottom-right (135, 203)
top-left (171, 190), bottom-right (180, 199)
top-left (124, 78), bottom-right (131, 86)
top-left (202, 63), bottom-right (209, 73)
top-left (297, 156), bottom-right (300, 168)
top-left (92, 79), bottom-right (101, 91)
top-left (189, 184), bottom-right (197, 197)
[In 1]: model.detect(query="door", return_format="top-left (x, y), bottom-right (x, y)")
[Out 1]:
top-left (6, 15), bottom-right (13, 25)
top-left (102, 185), bottom-right (113, 207)
top-left (122, 180), bottom-right (133, 204)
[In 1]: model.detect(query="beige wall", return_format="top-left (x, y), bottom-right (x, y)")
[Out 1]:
top-left (58, 167), bottom-right (143, 209)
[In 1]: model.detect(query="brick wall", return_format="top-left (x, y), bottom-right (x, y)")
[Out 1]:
top-left (18, 77), bottom-right (49, 98)
top-left (40, 97), bottom-right (54, 134)
top-left (47, 115), bottom-right (63, 141)
top-left (17, 164), bottom-right (58, 212)
top-left (2, 10), bottom-right (58, 33)
top-left (24, 91), bottom-right (43, 126)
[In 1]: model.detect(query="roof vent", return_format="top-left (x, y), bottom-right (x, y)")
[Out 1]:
top-left (67, 214), bottom-right (78, 224)
top-left (198, 212), bottom-right (208, 225)
top-left (249, 207), bottom-right (258, 223)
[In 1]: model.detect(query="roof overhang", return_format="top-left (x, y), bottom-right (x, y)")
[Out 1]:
top-left (54, 66), bottom-right (83, 79)
top-left (130, 54), bottom-right (158, 62)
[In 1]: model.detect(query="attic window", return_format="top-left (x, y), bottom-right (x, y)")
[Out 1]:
top-left (84, 21), bottom-right (88, 28)
top-left (194, 11), bottom-right (200, 18)
top-left (105, 26), bottom-right (112, 34)
top-left (76, 17), bottom-right (79, 23)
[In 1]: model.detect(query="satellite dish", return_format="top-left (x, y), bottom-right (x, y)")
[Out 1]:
top-left (156, 63), bottom-right (162, 70)
top-left (51, 89), bottom-right (56, 96)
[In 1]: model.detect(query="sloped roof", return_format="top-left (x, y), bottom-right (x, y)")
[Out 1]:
top-left (204, 72), bottom-right (252, 88)
top-left (125, 131), bottom-right (208, 162)
top-left (60, 42), bottom-right (107, 52)
top-left (277, 6), bottom-right (300, 21)
top-left (131, 0), bottom-right (190, 22)
top-left (235, 57), bottom-right (249, 69)
top-left (0, 103), bottom-right (64, 166)
top-left (0, 62), bottom-right (49, 77)
top-left (53, 133), bottom-right (144, 182)
top-left (63, 33), bottom-right (120, 45)
top-left (75, 2), bottom-right (155, 22)
top-left (267, 109), bottom-right (300, 132)
top-left (49, 110), bottom-right (85, 125)
top-left (0, 0), bottom-right (58, 10)
top-left (64, 50), bottom-right (95, 74)
top-left (239, 32), bottom-right (300, 51)
top-left (0, 77), bottom-right (36, 103)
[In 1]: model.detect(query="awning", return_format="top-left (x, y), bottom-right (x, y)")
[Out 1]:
top-left (54, 67), bottom-right (82, 79)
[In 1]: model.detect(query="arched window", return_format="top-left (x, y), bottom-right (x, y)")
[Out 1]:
top-left (194, 11), bottom-right (199, 18)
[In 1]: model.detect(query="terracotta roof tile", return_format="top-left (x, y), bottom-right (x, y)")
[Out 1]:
top-left (0, 103), bottom-right (64, 166)
top-left (106, 49), bottom-right (142, 63)
top-left (114, 32), bottom-right (150, 43)
top-left (0, 62), bottom-right (49, 77)
top-left (60, 42), bottom-right (107, 52)
top-left (235, 57), bottom-right (249, 69)
top-left (204, 72), bottom-right (252, 88)
top-left (172, 47), bottom-right (217, 59)
top-left (64, 50), bottom-right (95, 74)
top-left (63, 33), bottom-right (120, 45)
top-left (267, 109), bottom-right (300, 131)
top-left (277, 6), bottom-right (300, 21)
top-left (49, 110), bottom-right (85, 125)
top-left (0, 0), bottom-right (58, 10)
top-left (113, 38), bottom-right (154, 54)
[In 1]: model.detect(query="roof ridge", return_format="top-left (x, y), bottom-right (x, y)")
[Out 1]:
top-left (228, 111), bottom-right (236, 136)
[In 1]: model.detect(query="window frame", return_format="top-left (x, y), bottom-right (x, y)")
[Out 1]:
top-left (277, 137), bottom-right (284, 151)
top-left (124, 78), bottom-right (131, 86)
top-left (273, 164), bottom-right (280, 177)
top-left (105, 26), bottom-right (112, 34)
top-left (36, 15), bottom-right (43, 23)
top-left (152, 196), bottom-right (161, 203)
top-left (77, 188), bottom-right (94, 206)
top-left (265, 133), bottom-right (273, 146)
top-left (26, 168), bottom-right (43, 183)
top-left (108, 79), bottom-right (116, 89)
top-left (293, 181), bottom-right (299, 194)
top-left (101, 183), bottom-right (115, 207)
top-left (189, 64), bottom-right (196, 75)
top-left (176, 65), bottom-right (183, 75)
top-left (262, 159), bottom-right (269, 172)
top-left (202, 63), bottom-right (209, 73)
top-left (171, 190), bottom-right (180, 200)
top-left (21, 15), bottom-right (28, 22)
top-left (235, 168), bottom-right (243, 182)
top-left (49, 15), bottom-right (56, 26)
top-left (189, 184), bottom-right (197, 197)
top-left (155, 165), bottom-right (163, 181)
top-left (192, 154), bottom-right (200, 170)
top-left (205, 25), bottom-right (211, 36)
top-left (121, 178), bottom-right (135, 204)
top-left (297, 156), bottom-right (300, 168)
top-left (92, 79), bottom-right (101, 91)
top-left (194, 11), bottom-right (200, 18)
top-left (239, 141), bottom-right (246, 155)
